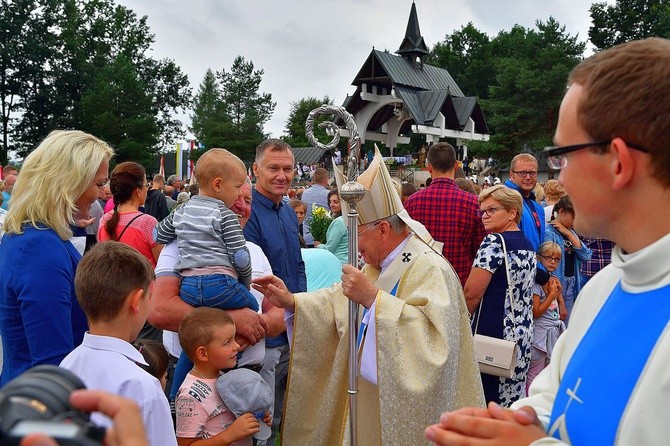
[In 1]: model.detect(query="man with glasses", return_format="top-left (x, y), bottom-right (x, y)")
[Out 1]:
top-left (504, 154), bottom-right (545, 251)
top-left (426, 38), bottom-right (670, 445)
top-left (254, 147), bottom-right (484, 445)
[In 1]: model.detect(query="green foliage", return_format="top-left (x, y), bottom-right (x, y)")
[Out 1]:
top-left (78, 54), bottom-right (158, 166)
top-left (429, 18), bottom-right (584, 162)
top-left (0, 0), bottom-right (191, 164)
top-left (428, 23), bottom-right (494, 99)
top-left (190, 56), bottom-right (275, 163)
top-left (282, 96), bottom-right (334, 149)
top-left (589, 0), bottom-right (670, 50)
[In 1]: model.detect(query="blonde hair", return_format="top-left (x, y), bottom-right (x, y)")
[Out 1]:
top-left (478, 184), bottom-right (523, 224)
top-left (538, 241), bottom-right (562, 258)
top-left (510, 153), bottom-right (538, 171)
top-left (543, 179), bottom-right (566, 203)
top-left (195, 148), bottom-right (246, 190)
top-left (533, 183), bottom-right (545, 204)
top-left (5, 130), bottom-right (114, 240)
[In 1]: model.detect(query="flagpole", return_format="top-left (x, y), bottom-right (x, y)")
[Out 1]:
top-left (306, 105), bottom-right (365, 445)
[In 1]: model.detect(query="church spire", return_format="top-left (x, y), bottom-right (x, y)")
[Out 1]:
top-left (395, 2), bottom-right (429, 67)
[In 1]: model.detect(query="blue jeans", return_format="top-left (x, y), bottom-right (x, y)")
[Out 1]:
top-left (180, 273), bottom-right (258, 311)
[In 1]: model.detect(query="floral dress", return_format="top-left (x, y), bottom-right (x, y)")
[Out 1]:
top-left (471, 231), bottom-right (536, 406)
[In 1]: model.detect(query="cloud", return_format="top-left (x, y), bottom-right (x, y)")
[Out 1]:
top-left (116, 0), bottom-right (595, 142)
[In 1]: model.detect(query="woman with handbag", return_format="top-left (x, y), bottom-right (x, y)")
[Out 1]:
top-left (464, 185), bottom-right (537, 406)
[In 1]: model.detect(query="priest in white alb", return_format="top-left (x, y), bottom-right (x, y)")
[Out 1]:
top-left (253, 148), bottom-right (484, 445)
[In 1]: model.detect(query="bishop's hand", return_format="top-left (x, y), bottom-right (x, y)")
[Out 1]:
top-left (341, 264), bottom-right (378, 308)
top-left (252, 275), bottom-right (296, 312)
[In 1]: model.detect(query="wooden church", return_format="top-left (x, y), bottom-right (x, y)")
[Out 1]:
top-left (340, 2), bottom-right (490, 156)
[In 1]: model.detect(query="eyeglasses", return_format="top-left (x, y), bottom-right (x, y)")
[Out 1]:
top-left (511, 170), bottom-right (538, 178)
top-left (544, 140), bottom-right (650, 170)
top-left (357, 221), bottom-right (381, 236)
top-left (538, 254), bottom-right (561, 263)
top-left (476, 206), bottom-right (503, 218)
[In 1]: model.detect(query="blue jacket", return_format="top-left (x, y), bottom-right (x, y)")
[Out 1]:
top-left (504, 179), bottom-right (545, 251)
top-left (0, 226), bottom-right (87, 385)
top-left (545, 224), bottom-right (592, 297)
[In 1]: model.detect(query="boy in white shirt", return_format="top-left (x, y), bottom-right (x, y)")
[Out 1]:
top-left (61, 241), bottom-right (176, 446)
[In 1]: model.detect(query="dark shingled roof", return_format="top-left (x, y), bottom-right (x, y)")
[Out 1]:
top-left (292, 146), bottom-right (328, 165)
top-left (396, 2), bottom-right (429, 59)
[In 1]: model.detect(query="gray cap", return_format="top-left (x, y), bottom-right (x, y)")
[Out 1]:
top-left (216, 369), bottom-right (273, 440)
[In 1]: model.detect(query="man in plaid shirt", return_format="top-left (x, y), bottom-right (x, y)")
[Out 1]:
top-left (405, 142), bottom-right (486, 287)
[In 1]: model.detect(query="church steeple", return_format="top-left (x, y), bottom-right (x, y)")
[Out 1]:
top-left (395, 2), bottom-right (429, 67)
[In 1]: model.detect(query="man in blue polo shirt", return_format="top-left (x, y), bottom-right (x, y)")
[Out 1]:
top-left (244, 138), bottom-right (306, 445)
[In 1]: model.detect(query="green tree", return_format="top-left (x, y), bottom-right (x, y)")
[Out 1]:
top-left (483, 18), bottom-right (585, 159)
top-left (589, 0), bottom-right (670, 50)
top-left (2, 0), bottom-right (190, 162)
top-left (190, 69), bottom-right (227, 160)
top-left (79, 54), bottom-right (157, 167)
top-left (282, 96), bottom-right (333, 148)
top-left (428, 23), bottom-right (494, 99)
top-left (216, 56), bottom-right (275, 162)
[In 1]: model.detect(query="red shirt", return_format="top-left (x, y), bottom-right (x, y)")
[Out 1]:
top-left (405, 178), bottom-right (486, 286)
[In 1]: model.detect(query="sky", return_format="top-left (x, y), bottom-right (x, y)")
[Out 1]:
top-left (115, 0), bottom-right (605, 145)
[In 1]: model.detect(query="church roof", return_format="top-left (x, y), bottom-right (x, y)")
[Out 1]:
top-left (395, 2), bottom-right (429, 59)
top-left (352, 50), bottom-right (464, 96)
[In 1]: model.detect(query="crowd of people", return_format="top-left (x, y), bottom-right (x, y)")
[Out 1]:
top-left (0, 37), bottom-right (668, 445)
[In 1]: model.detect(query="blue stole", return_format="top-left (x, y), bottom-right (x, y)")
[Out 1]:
top-left (357, 282), bottom-right (399, 350)
top-left (548, 282), bottom-right (670, 444)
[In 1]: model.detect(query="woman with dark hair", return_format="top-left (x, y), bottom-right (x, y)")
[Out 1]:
top-left (545, 195), bottom-right (592, 325)
top-left (315, 188), bottom-right (349, 264)
top-left (98, 162), bottom-right (162, 267)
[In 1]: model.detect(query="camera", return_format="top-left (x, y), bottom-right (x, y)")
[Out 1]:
top-left (0, 365), bottom-right (105, 445)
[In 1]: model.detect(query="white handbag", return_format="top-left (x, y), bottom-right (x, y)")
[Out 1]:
top-left (472, 234), bottom-right (518, 379)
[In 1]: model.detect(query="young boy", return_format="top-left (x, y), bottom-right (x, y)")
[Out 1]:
top-left (176, 307), bottom-right (266, 445)
top-left (60, 241), bottom-right (176, 446)
top-left (154, 148), bottom-right (258, 314)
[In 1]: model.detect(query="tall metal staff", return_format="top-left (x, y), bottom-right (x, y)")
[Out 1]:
top-left (306, 105), bottom-right (365, 445)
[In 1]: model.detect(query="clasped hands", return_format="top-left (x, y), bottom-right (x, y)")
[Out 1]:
top-left (252, 264), bottom-right (379, 310)
top-left (425, 402), bottom-right (547, 445)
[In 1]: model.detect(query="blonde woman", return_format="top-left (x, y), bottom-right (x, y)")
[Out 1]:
top-left (464, 185), bottom-right (536, 406)
top-left (542, 179), bottom-right (566, 222)
top-left (0, 130), bottom-right (113, 384)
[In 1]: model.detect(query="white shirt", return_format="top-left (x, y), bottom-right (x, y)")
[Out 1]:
top-left (155, 240), bottom-right (270, 365)
top-left (61, 333), bottom-right (176, 446)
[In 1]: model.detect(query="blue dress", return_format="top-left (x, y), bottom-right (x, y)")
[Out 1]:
top-left (471, 231), bottom-right (536, 406)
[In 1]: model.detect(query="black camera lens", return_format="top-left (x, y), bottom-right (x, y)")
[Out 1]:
top-left (0, 365), bottom-right (105, 445)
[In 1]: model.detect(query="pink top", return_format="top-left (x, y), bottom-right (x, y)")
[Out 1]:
top-left (98, 211), bottom-right (158, 267)
top-left (175, 373), bottom-right (250, 445)
top-left (104, 198), bottom-right (115, 213)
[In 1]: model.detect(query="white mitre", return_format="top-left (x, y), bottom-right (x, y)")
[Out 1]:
top-left (334, 145), bottom-right (444, 254)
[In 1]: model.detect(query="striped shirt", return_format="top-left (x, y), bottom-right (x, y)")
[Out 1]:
top-left (154, 195), bottom-right (251, 285)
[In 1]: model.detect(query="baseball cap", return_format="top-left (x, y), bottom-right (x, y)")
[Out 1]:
top-left (216, 368), bottom-right (273, 440)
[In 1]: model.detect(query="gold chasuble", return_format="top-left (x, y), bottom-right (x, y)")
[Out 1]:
top-left (281, 235), bottom-right (485, 445)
